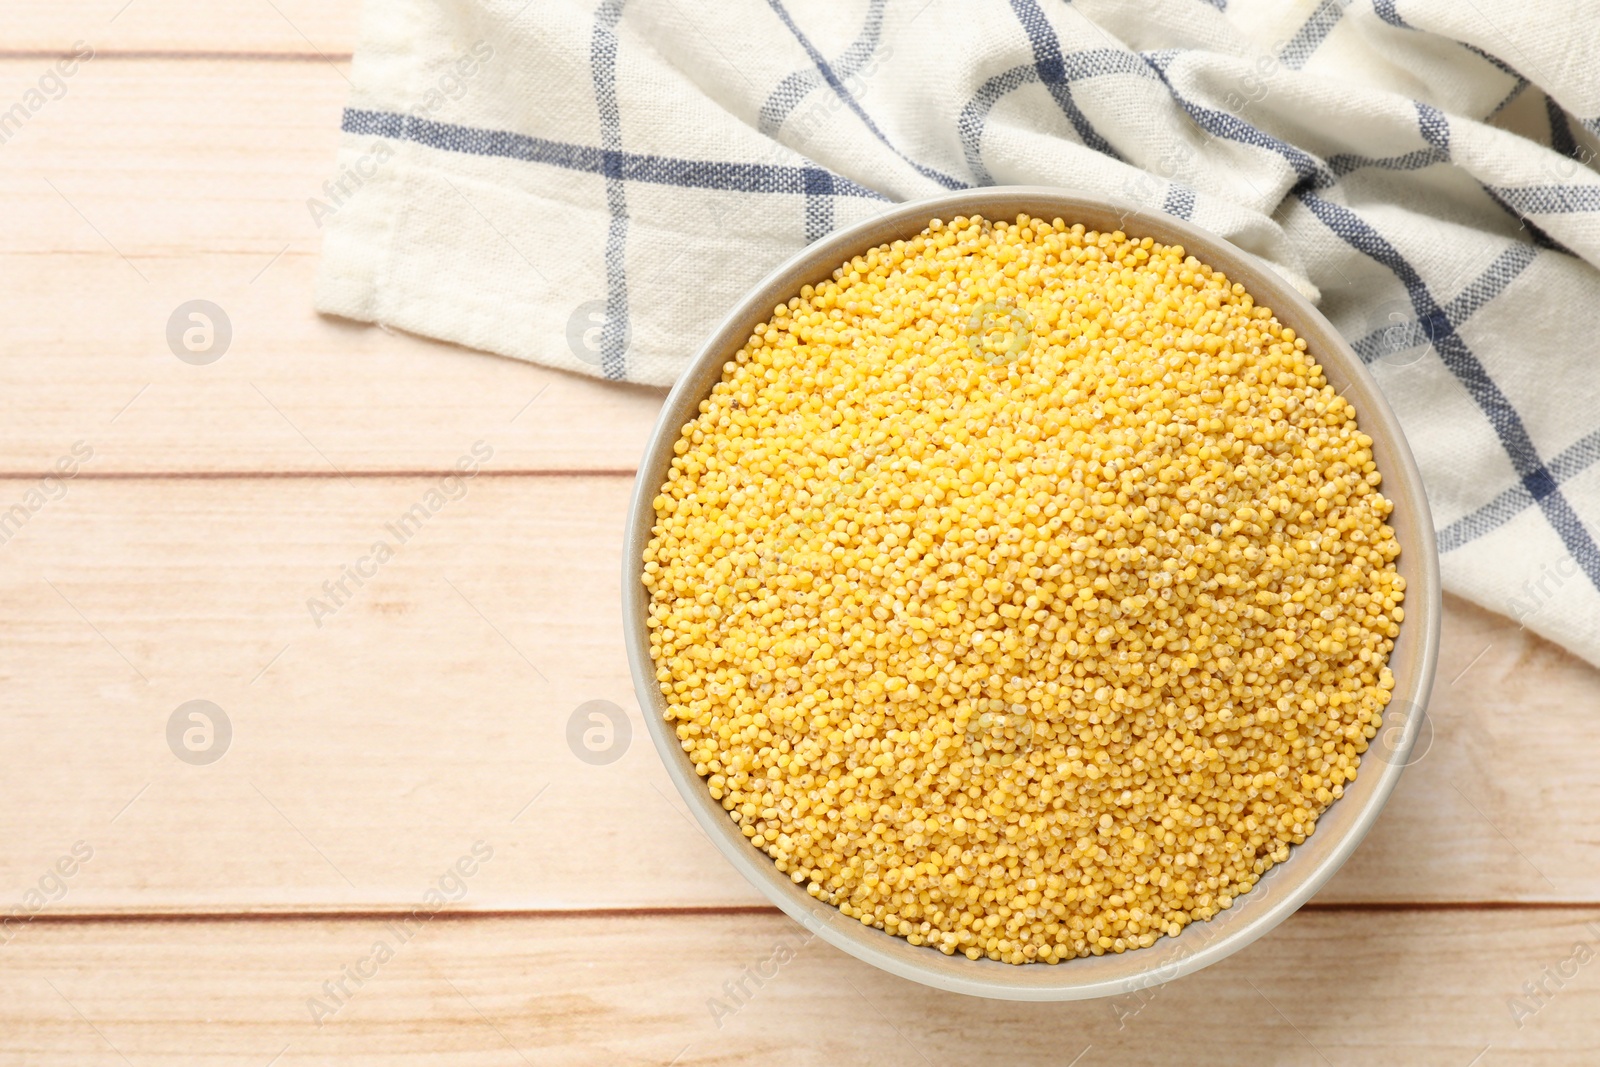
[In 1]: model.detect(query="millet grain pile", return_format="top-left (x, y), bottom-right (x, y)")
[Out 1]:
top-left (642, 214), bottom-right (1404, 964)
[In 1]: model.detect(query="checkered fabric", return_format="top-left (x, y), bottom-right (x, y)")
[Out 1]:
top-left (315, 0), bottom-right (1600, 667)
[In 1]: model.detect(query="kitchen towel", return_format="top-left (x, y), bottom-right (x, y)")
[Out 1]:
top-left (315, 0), bottom-right (1600, 670)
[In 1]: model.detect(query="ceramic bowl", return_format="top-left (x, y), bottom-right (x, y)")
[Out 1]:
top-left (622, 187), bottom-right (1440, 1001)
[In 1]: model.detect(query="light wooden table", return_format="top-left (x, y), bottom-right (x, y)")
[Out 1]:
top-left (3, 6), bottom-right (1599, 1064)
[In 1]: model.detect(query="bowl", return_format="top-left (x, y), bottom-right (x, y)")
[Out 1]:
top-left (622, 187), bottom-right (1440, 1001)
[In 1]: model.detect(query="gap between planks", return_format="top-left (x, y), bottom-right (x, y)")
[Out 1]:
top-left (18, 901), bottom-right (1600, 927)
top-left (0, 469), bottom-right (639, 480)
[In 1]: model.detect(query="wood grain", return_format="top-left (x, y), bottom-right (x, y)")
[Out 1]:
top-left (4, 2), bottom-right (359, 56)
top-left (0, 475), bottom-right (1595, 913)
top-left (5, 7), bottom-right (1600, 1062)
top-left (3, 909), bottom-right (1599, 1065)
top-left (0, 58), bottom-right (667, 475)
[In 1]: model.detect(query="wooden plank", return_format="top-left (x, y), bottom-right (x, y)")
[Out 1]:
top-left (2, 908), bottom-right (1598, 1064)
top-left (0, 56), bottom-right (664, 475)
top-left (0, 476), bottom-right (757, 913)
top-left (0, 250), bottom-right (665, 475)
top-left (0, 58), bottom-right (666, 475)
top-left (4, 2), bottom-right (360, 56)
top-left (0, 475), bottom-right (1596, 913)
top-left (0, 59), bottom-right (350, 258)
top-left (4, 11), bottom-right (1591, 1060)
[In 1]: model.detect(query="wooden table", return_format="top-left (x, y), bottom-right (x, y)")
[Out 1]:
top-left (3, 5), bottom-right (1598, 1063)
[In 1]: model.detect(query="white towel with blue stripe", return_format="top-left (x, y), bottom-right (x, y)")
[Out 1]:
top-left (315, 0), bottom-right (1600, 669)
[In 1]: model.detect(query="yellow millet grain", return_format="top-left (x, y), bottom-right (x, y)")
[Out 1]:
top-left (642, 214), bottom-right (1404, 965)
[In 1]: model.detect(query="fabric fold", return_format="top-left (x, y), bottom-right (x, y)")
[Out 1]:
top-left (315, 0), bottom-right (1600, 669)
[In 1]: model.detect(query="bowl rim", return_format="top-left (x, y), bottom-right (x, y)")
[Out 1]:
top-left (622, 186), bottom-right (1441, 1001)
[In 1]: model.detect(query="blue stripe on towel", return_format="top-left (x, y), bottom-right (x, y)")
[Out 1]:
top-left (1278, 0), bottom-right (1350, 71)
top-left (765, 0), bottom-right (966, 189)
top-left (340, 110), bottom-right (889, 201)
top-left (1009, 0), bottom-right (1126, 160)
